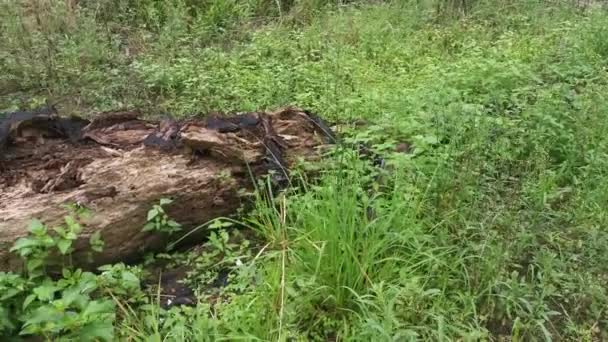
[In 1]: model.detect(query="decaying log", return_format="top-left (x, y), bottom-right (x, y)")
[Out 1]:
top-left (0, 107), bottom-right (334, 271)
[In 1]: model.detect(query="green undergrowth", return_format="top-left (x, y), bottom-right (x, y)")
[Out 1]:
top-left (2, 0), bottom-right (608, 340)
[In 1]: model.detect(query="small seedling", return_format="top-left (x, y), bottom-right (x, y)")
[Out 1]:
top-left (143, 198), bottom-right (182, 235)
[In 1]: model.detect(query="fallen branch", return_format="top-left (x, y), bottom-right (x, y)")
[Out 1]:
top-left (0, 107), bottom-right (334, 271)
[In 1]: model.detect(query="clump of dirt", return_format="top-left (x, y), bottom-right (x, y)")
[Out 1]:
top-left (146, 265), bottom-right (197, 309)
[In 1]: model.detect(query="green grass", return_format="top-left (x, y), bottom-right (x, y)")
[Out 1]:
top-left (2, 0), bottom-right (608, 340)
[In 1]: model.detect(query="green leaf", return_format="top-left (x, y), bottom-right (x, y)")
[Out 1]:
top-left (76, 206), bottom-right (92, 220)
top-left (97, 265), bottom-right (113, 272)
top-left (61, 287), bottom-right (83, 307)
top-left (147, 208), bottom-right (159, 221)
top-left (2, 287), bottom-right (23, 301)
top-left (121, 271), bottom-right (140, 289)
top-left (420, 134), bottom-right (439, 145)
top-left (209, 219), bottom-right (233, 229)
top-left (56, 239), bottom-right (73, 255)
top-left (66, 231), bottom-right (78, 240)
top-left (82, 300), bottom-right (114, 317)
top-left (159, 198), bottom-right (173, 206)
top-left (10, 237), bottom-right (38, 254)
top-left (64, 215), bottom-right (77, 229)
top-left (28, 219), bottom-right (46, 235)
top-left (26, 258), bottom-right (44, 273)
top-left (167, 220), bottom-right (181, 228)
top-left (22, 305), bottom-right (61, 327)
top-left (52, 298), bottom-right (67, 312)
top-left (146, 333), bottom-right (162, 342)
top-left (23, 293), bottom-right (36, 309)
top-left (142, 222), bottom-right (156, 232)
top-left (62, 268), bottom-right (72, 279)
top-left (77, 321), bottom-right (115, 342)
top-left (76, 272), bottom-right (99, 294)
top-left (53, 226), bottom-right (67, 238)
top-left (39, 235), bottom-right (55, 248)
top-left (0, 306), bottom-right (17, 331)
top-left (89, 231), bottom-right (104, 252)
top-left (63, 216), bottom-right (82, 234)
top-left (27, 268), bottom-right (45, 281)
top-left (33, 282), bottom-right (60, 302)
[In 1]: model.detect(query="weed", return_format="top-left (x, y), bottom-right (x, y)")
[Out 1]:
top-left (1, 211), bottom-right (115, 340)
top-left (2, 0), bottom-right (608, 340)
top-left (143, 198), bottom-right (182, 235)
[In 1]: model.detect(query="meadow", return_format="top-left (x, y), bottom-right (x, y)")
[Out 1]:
top-left (1, 0), bottom-right (608, 340)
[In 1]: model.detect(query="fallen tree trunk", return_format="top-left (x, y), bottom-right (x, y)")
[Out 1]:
top-left (0, 107), bottom-right (334, 271)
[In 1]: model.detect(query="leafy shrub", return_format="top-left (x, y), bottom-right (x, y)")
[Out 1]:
top-left (0, 210), bottom-right (115, 340)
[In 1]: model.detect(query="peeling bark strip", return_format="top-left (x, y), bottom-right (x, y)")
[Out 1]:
top-left (0, 107), bottom-right (333, 271)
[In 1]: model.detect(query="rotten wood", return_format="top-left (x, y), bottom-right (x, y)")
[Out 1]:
top-left (0, 107), bottom-right (334, 271)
